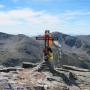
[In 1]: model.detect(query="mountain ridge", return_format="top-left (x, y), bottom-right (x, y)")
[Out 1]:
top-left (0, 32), bottom-right (90, 69)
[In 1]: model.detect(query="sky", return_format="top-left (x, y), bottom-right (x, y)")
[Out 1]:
top-left (0, 0), bottom-right (90, 36)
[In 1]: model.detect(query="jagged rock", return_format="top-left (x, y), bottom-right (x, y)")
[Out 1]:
top-left (22, 62), bottom-right (37, 68)
top-left (0, 68), bottom-right (16, 72)
top-left (62, 65), bottom-right (90, 72)
top-left (34, 86), bottom-right (45, 90)
top-left (69, 72), bottom-right (77, 80)
top-left (0, 64), bottom-right (90, 90)
top-left (0, 67), bottom-right (23, 72)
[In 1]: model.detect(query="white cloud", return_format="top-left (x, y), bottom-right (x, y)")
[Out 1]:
top-left (0, 8), bottom-right (59, 24)
top-left (63, 10), bottom-right (90, 16)
top-left (0, 8), bottom-right (90, 35)
top-left (0, 8), bottom-right (60, 35)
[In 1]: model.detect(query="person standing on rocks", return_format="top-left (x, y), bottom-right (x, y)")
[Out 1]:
top-left (36, 30), bottom-right (55, 72)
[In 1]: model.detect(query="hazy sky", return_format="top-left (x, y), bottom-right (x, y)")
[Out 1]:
top-left (0, 0), bottom-right (90, 35)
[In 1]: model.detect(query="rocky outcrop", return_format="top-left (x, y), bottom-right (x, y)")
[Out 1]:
top-left (0, 64), bottom-right (90, 90)
top-left (22, 62), bottom-right (37, 68)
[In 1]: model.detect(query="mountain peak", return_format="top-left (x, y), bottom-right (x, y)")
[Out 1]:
top-left (0, 32), bottom-right (12, 39)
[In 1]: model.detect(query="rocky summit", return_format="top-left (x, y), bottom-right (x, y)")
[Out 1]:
top-left (0, 32), bottom-right (90, 90)
top-left (0, 64), bottom-right (90, 90)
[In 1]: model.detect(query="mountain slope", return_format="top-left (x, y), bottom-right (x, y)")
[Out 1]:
top-left (0, 32), bottom-right (42, 66)
top-left (53, 32), bottom-right (90, 69)
top-left (0, 32), bottom-right (90, 69)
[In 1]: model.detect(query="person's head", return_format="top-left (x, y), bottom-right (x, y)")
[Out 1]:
top-left (45, 30), bottom-right (49, 35)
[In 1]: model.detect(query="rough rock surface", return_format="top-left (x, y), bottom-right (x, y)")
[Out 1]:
top-left (0, 64), bottom-right (90, 90)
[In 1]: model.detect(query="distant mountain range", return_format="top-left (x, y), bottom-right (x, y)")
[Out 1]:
top-left (53, 32), bottom-right (90, 69)
top-left (0, 32), bottom-right (90, 69)
top-left (0, 32), bottom-right (42, 66)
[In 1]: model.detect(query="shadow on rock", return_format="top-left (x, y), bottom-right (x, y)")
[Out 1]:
top-left (50, 69), bottom-right (79, 86)
top-left (37, 61), bottom-right (79, 86)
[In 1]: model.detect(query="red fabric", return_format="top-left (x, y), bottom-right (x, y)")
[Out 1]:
top-left (45, 35), bottom-right (49, 40)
